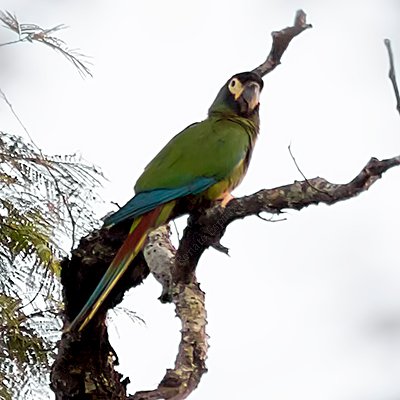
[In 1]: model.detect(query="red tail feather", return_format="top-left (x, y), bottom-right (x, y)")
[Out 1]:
top-left (112, 206), bottom-right (163, 267)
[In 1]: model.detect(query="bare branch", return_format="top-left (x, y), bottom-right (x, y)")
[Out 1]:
top-left (384, 39), bottom-right (400, 116)
top-left (174, 155), bottom-right (400, 280)
top-left (253, 10), bottom-right (312, 77)
top-left (288, 144), bottom-right (333, 197)
top-left (129, 227), bottom-right (207, 400)
top-left (129, 11), bottom-right (313, 399)
top-left (0, 89), bottom-right (31, 139)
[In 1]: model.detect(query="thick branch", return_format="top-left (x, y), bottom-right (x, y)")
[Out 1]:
top-left (121, 156), bottom-right (399, 399)
top-left (131, 281), bottom-right (207, 400)
top-left (51, 226), bottom-right (150, 399)
top-left (125, 155), bottom-right (400, 400)
top-left (123, 14), bottom-right (312, 399)
top-left (50, 5), bottom-right (400, 399)
top-left (49, 7), bottom-right (400, 400)
top-left (52, 157), bottom-right (400, 399)
top-left (126, 229), bottom-right (208, 400)
top-left (174, 156), bottom-right (400, 277)
top-left (51, 9), bottom-right (313, 400)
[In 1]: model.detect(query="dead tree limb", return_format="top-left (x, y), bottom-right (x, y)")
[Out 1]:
top-left (51, 9), bottom-right (400, 400)
top-left (253, 9), bottom-right (312, 77)
top-left (174, 156), bottom-right (400, 280)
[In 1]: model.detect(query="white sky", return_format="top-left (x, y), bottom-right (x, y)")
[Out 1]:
top-left (1, 1), bottom-right (400, 399)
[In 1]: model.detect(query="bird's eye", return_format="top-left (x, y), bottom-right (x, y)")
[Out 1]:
top-left (228, 77), bottom-right (242, 97)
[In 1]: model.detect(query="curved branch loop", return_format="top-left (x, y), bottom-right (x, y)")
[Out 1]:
top-left (49, 10), bottom-right (400, 400)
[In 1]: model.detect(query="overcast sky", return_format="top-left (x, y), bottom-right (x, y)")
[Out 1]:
top-left (1, 1), bottom-right (400, 399)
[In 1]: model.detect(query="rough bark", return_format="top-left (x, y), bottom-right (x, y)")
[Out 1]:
top-left (51, 225), bottom-right (149, 399)
top-left (50, 10), bottom-right (400, 400)
top-left (51, 153), bottom-right (400, 399)
top-left (174, 156), bottom-right (400, 278)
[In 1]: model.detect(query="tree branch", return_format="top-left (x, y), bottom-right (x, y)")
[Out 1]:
top-left (52, 153), bottom-right (400, 400)
top-left (174, 156), bottom-right (400, 279)
top-left (51, 10), bottom-right (400, 400)
top-left (128, 228), bottom-right (207, 400)
top-left (384, 39), bottom-right (400, 116)
top-left (82, 154), bottom-right (400, 400)
top-left (253, 10), bottom-right (312, 77)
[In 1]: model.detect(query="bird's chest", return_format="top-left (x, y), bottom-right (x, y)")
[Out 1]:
top-left (204, 157), bottom-right (249, 201)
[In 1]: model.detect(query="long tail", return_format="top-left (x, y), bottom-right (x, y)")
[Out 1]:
top-left (66, 202), bottom-right (175, 333)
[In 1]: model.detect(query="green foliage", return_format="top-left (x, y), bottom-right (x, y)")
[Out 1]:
top-left (0, 130), bottom-right (103, 399)
top-left (0, 203), bottom-right (58, 274)
top-left (0, 10), bottom-right (92, 77)
top-left (0, 294), bottom-right (51, 399)
top-left (0, 10), bottom-right (98, 398)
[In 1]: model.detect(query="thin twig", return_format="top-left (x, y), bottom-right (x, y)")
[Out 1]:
top-left (0, 89), bottom-right (31, 140)
top-left (110, 201), bottom-right (121, 209)
top-left (256, 213), bottom-right (287, 223)
top-left (0, 39), bottom-right (25, 47)
top-left (17, 276), bottom-right (46, 311)
top-left (384, 39), bottom-right (400, 116)
top-left (288, 144), bottom-right (333, 197)
top-left (172, 220), bottom-right (180, 241)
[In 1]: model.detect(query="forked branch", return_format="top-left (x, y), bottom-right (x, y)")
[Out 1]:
top-left (51, 9), bottom-right (400, 400)
top-left (174, 156), bottom-right (400, 280)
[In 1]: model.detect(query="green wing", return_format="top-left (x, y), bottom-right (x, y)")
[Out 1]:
top-left (135, 116), bottom-right (252, 193)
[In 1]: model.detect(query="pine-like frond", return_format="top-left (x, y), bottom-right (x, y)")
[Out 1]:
top-left (0, 294), bottom-right (55, 399)
top-left (0, 131), bottom-right (103, 399)
top-left (0, 11), bottom-right (92, 77)
top-left (0, 10), bottom-right (98, 398)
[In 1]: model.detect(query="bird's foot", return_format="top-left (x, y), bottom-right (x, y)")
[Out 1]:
top-left (219, 192), bottom-right (235, 208)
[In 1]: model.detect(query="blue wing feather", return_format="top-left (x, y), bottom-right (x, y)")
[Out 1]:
top-left (104, 176), bottom-right (216, 227)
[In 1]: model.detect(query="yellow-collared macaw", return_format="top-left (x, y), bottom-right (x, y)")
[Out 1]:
top-left (67, 71), bottom-right (263, 332)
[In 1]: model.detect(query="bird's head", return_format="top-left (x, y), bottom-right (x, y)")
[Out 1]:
top-left (209, 71), bottom-right (263, 118)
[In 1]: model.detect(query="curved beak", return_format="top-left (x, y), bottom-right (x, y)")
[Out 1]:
top-left (242, 81), bottom-right (261, 111)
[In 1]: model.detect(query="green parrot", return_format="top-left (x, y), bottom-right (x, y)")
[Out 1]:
top-left (67, 71), bottom-right (264, 332)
